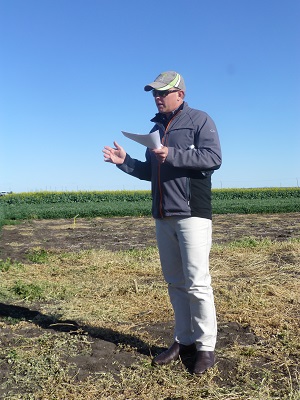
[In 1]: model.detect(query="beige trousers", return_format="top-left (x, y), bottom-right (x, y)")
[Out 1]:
top-left (155, 216), bottom-right (217, 351)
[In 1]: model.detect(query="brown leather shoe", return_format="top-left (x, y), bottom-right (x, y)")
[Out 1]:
top-left (193, 351), bottom-right (215, 375)
top-left (152, 342), bottom-right (196, 366)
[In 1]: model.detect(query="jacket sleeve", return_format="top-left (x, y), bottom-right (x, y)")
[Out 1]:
top-left (165, 113), bottom-right (222, 171)
top-left (117, 149), bottom-right (152, 181)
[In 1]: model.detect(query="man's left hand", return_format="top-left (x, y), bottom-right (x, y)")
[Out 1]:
top-left (152, 146), bottom-right (168, 164)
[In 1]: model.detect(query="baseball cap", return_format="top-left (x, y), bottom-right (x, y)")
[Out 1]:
top-left (144, 71), bottom-right (186, 92)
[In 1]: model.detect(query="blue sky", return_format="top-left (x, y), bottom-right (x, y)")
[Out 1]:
top-left (1, 0), bottom-right (299, 193)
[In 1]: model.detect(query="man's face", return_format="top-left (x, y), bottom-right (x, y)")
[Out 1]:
top-left (152, 89), bottom-right (184, 114)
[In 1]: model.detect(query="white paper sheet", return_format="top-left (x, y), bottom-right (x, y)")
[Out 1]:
top-left (121, 130), bottom-right (161, 149)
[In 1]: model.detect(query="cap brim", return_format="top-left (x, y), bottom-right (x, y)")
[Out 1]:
top-left (144, 82), bottom-right (167, 91)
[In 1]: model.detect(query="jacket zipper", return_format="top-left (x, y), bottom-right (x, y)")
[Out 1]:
top-left (157, 115), bottom-right (178, 218)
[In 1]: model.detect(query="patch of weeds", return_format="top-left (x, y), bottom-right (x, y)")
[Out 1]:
top-left (0, 258), bottom-right (22, 272)
top-left (6, 349), bottom-right (18, 364)
top-left (10, 280), bottom-right (44, 300)
top-left (289, 237), bottom-right (300, 243)
top-left (123, 246), bottom-right (158, 260)
top-left (26, 248), bottom-right (50, 263)
top-left (1, 316), bottom-right (21, 325)
top-left (240, 346), bottom-right (257, 357)
top-left (229, 236), bottom-right (272, 248)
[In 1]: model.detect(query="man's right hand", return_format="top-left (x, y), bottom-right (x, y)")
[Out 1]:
top-left (103, 141), bottom-right (126, 165)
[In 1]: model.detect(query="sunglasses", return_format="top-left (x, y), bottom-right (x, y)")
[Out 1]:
top-left (152, 89), bottom-right (180, 98)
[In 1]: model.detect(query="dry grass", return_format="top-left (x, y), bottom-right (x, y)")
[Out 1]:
top-left (0, 238), bottom-right (299, 399)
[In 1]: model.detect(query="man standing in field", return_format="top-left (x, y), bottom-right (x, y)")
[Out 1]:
top-left (103, 71), bottom-right (222, 374)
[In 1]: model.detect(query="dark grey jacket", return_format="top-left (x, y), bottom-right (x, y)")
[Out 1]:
top-left (118, 102), bottom-right (222, 219)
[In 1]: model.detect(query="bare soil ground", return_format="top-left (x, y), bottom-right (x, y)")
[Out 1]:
top-left (0, 213), bottom-right (299, 391)
top-left (1, 213), bottom-right (299, 262)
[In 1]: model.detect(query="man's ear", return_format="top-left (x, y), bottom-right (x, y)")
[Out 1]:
top-left (178, 90), bottom-right (185, 100)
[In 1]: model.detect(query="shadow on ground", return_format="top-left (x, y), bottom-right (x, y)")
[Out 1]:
top-left (0, 301), bottom-right (259, 383)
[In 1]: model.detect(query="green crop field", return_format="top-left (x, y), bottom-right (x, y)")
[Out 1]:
top-left (0, 188), bottom-right (299, 229)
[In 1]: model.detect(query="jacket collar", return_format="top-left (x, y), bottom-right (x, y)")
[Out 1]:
top-left (151, 102), bottom-right (185, 127)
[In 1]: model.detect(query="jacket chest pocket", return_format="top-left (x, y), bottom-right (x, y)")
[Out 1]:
top-left (166, 128), bottom-right (195, 148)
